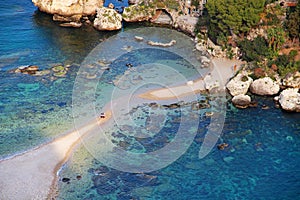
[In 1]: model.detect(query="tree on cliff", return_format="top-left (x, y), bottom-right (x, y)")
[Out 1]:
top-left (206, 0), bottom-right (266, 42)
top-left (267, 26), bottom-right (285, 55)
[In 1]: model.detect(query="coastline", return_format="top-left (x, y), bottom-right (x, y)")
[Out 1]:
top-left (0, 56), bottom-right (242, 199)
top-left (0, 111), bottom-right (112, 200)
top-left (139, 58), bottom-right (243, 101)
top-left (1, 0), bottom-right (299, 199)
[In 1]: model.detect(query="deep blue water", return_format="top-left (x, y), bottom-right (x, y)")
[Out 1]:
top-left (0, 1), bottom-right (300, 200)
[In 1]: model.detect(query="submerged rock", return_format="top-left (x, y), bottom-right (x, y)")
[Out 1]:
top-left (52, 65), bottom-right (68, 77)
top-left (134, 36), bottom-right (144, 41)
top-left (93, 7), bottom-right (122, 31)
top-left (52, 65), bottom-right (65, 72)
top-left (59, 22), bottom-right (82, 28)
top-left (226, 73), bottom-right (253, 96)
top-left (34, 70), bottom-right (51, 76)
top-left (250, 77), bottom-right (280, 96)
top-left (53, 70), bottom-right (67, 77)
top-left (61, 177), bottom-right (70, 183)
top-left (147, 40), bottom-right (176, 47)
top-left (278, 88), bottom-right (300, 112)
top-left (217, 143), bottom-right (229, 150)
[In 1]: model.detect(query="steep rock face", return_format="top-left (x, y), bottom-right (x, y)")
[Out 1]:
top-left (151, 10), bottom-right (172, 25)
top-left (32, 0), bottom-right (103, 16)
top-left (93, 7), bottom-right (122, 31)
top-left (226, 73), bottom-right (253, 96)
top-left (279, 88), bottom-right (300, 112)
top-left (250, 77), bottom-right (280, 96)
top-left (176, 16), bottom-right (198, 36)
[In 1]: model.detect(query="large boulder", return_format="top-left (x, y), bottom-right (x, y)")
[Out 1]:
top-left (279, 88), bottom-right (300, 112)
top-left (250, 77), bottom-right (280, 96)
top-left (226, 73), bottom-right (253, 96)
top-left (32, 0), bottom-right (103, 17)
top-left (232, 94), bottom-right (251, 109)
top-left (282, 71), bottom-right (300, 88)
top-left (93, 7), bottom-right (122, 31)
top-left (122, 5), bottom-right (155, 22)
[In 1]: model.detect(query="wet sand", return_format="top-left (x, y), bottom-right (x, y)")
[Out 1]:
top-left (0, 58), bottom-right (243, 200)
top-left (139, 58), bottom-right (243, 100)
top-left (0, 111), bottom-right (112, 200)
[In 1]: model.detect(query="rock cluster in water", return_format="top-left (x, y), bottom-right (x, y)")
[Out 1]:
top-left (226, 69), bottom-right (300, 112)
top-left (88, 165), bottom-right (160, 197)
top-left (31, 0), bottom-right (199, 34)
top-left (12, 64), bottom-right (74, 80)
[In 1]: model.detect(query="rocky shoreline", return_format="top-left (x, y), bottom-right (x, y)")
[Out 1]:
top-left (30, 0), bottom-right (300, 112)
top-left (32, 0), bottom-right (198, 35)
top-left (226, 68), bottom-right (300, 112)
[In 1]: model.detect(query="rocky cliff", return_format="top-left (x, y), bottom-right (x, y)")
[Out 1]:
top-left (32, 0), bottom-right (103, 21)
top-left (94, 7), bottom-right (122, 31)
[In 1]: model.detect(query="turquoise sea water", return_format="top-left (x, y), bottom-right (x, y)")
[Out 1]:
top-left (0, 1), bottom-right (300, 200)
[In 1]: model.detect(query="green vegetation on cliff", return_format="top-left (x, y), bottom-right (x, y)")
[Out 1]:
top-left (196, 0), bottom-right (300, 78)
top-left (286, 1), bottom-right (300, 41)
top-left (206, 0), bottom-right (265, 40)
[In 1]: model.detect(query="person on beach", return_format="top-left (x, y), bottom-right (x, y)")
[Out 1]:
top-left (99, 112), bottom-right (106, 119)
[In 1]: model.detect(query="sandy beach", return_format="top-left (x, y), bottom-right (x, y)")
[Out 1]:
top-left (0, 111), bottom-right (112, 200)
top-left (0, 58), bottom-right (242, 200)
top-left (139, 58), bottom-right (243, 100)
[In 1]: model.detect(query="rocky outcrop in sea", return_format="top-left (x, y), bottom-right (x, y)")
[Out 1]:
top-left (32, 0), bottom-right (199, 34)
top-left (32, 0), bottom-right (103, 22)
top-left (226, 69), bottom-right (300, 112)
top-left (278, 88), bottom-right (300, 112)
top-left (226, 73), bottom-right (253, 96)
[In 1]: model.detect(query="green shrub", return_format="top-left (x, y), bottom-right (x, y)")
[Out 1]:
top-left (241, 75), bottom-right (249, 82)
top-left (278, 61), bottom-right (300, 77)
top-left (289, 50), bottom-right (298, 60)
top-left (238, 36), bottom-right (271, 62)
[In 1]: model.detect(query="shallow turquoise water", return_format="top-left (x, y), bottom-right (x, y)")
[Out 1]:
top-left (57, 97), bottom-right (300, 200)
top-left (0, 1), bottom-right (300, 200)
top-left (0, 0), bottom-right (116, 158)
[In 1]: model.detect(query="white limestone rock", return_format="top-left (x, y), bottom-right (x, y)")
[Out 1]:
top-left (93, 7), bottom-right (122, 31)
top-left (232, 94), bottom-right (251, 109)
top-left (250, 77), bottom-right (280, 96)
top-left (226, 73), bottom-right (253, 96)
top-left (279, 88), bottom-right (300, 112)
top-left (32, 0), bottom-right (103, 17)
